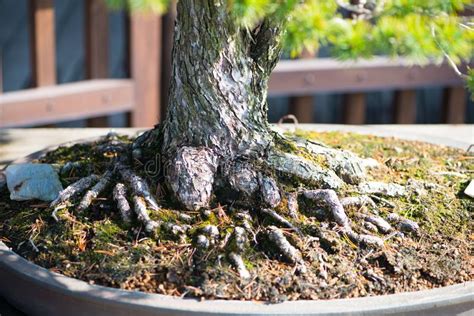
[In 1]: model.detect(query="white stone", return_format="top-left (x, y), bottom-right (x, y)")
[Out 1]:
top-left (464, 180), bottom-right (474, 198)
top-left (5, 163), bottom-right (63, 201)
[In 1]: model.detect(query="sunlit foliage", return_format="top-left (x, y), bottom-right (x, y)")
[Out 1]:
top-left (106, 0), bottom-right (473, 93)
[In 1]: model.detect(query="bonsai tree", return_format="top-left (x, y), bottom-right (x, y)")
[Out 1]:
top-left (47, 0), bottom-right (472, 277)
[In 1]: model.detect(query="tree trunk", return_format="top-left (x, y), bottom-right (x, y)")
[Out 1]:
top-left (153, 0), bottom-right (284, 210)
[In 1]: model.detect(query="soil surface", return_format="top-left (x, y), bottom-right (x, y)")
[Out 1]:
top-left (0, 131), bottom-right (472, 302)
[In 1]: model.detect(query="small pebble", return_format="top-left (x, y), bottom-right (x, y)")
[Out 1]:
top-left (195, 235), bottom-right (210, 250)
top-left (464, 180), bottom-right (474, 198)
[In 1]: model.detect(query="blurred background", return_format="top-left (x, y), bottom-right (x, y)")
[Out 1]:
top-left (0, 0), bottom-right (473, 128)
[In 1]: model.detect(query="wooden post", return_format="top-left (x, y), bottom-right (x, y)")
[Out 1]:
top-left (130, 13), bottom-right (162, 127)
top-left (85, 0), bottom-right (109, 127)
top-left (393, 90), bottom-right (417, 124)
top-left (160, 1), bottom-right (176, 119)
top-left (288, 50), bottom-right (315, 123)
top-left (29, 0), bottom-right (56, 87)
top-left (343, 93), bottom-right (366, 124)
top-left (442, 86), bottom-right (467, 123)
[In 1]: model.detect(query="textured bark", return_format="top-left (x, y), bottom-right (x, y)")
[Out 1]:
top-left (161, 0), bottom-right (281, 157)
top-left (149, 0), bottom-right (285, 209)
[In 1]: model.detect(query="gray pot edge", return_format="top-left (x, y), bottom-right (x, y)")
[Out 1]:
top-left (1, 242), bottom-right (473, 316)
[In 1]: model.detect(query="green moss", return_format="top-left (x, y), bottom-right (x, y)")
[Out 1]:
top-left (94, 219), bottom-right (122, 244)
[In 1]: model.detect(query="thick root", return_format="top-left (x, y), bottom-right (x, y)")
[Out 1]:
top-left (363, 215), bottom-right (392, 234)
top-left (226, 161), bottom-right (259, 196)
top-left (302, 189), bottom-right (350, 229)
top-left (266, 151), bottom-right (343, 189)
top-left (260, 208), bottom-right (301, 235)
top-left (387, 213), bottom-right (419, 233)
top-left (50, 174), bottom-right (99, 208)
top-left (133, 196), bottom-right (160, 233)
top-left (167, 146), bottom-right (218, 210)
top-left (77, 171), bottom-right (112, 212)
top-left (259, 176), bottom-right (281, 208)
top-left (340, 195), bottom-right (377, 209)
top-left (291, 137), bottom-right (378, 184)
top-left (266, 226), bottom-right (302, 264)
top-left (228, 252), bottom-right (251, 280)
top-left (346, 231), bottom-right (384, 248)
top-left (45, 132), bottom-right (423, 282)
top-left (112, 183), bottom-right (132, 223)
top-left (119, 166), bottom-right (160, 210)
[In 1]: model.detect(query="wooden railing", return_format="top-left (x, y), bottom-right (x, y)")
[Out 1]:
top-left (269, 58), bottom-right (468, 124)
top-left (1, 0), bottom-right (162, 128)
top-left (0, 0), bottom-right (470, 128)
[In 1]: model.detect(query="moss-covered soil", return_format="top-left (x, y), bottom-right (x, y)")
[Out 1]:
top-left (0, 131), bottom-right (472, 302)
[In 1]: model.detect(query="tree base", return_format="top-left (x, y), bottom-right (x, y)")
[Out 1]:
top-left (0, 130), bottom-right (471, 301)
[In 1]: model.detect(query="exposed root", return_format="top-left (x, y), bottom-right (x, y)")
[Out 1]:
top-left (260, 208), bottom-right (301, 235)
top-left (230, 226), bottom-right (248, 252)
top-left (291, 137), bottom-right (378, 184)
top-left (167, 146), bottom-right (218, 210)
top-left (266, 226), bottom-right (302, 264)
top-left (363, 215), bottom-right (392, 234)
top-left (228, 252), bottom-right (251, 280)
top-left (133, 196), bottom-right (160, 233)
top-left (77, 171), bottom-right (113, 212)
top-left (201, 224), bottom-right (220, 246)
top-left (285, 192), bottom-right (299, 219)
top-left (266, 151), bottom-right (343, 189)
top-left (41, 132), bottom-right (425, 283)
top-left (340, 195), bottom-right (377, 209)
top-left (50, 174), bottom-right (99, 208)
top-left (96, 140), bottom-right (128, 154)
top-left (259, 176), bottom-right (281, 208)
top-left (51, 205), bottom-right (67, 222)
top-left (119, 167), bottom-right (160, 210)
top-left (161, 222), bottom-right (188, 242)
top-left (113, 183), bottom-right (132, 223)
top-left (358, 182), bottom-right (406, 197)
top-left (234, 211), bottom-right (253, 231)
top-left (302, 189), bottom-right (350, 229)
top-left (227, 161), bottom-right (259, 196)
top-left (346, 231), bottom-right (384, 248)
top-left (96, 131), bottom-right (128, 154)
top-left (60, 161), bottom-right (91, 176)
top-left (387, 213), bottom-right (419, 233)
top-left (369, 194), bottom-right (396, 208)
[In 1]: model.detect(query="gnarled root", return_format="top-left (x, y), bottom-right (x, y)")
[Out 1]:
top-left (167, 146), bottom-right (218, 211)
top-left (48, 132), bottom-right (421, 281)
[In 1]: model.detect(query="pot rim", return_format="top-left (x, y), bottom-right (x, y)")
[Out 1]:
top-left (1, 242), bottom-right (473, 315)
